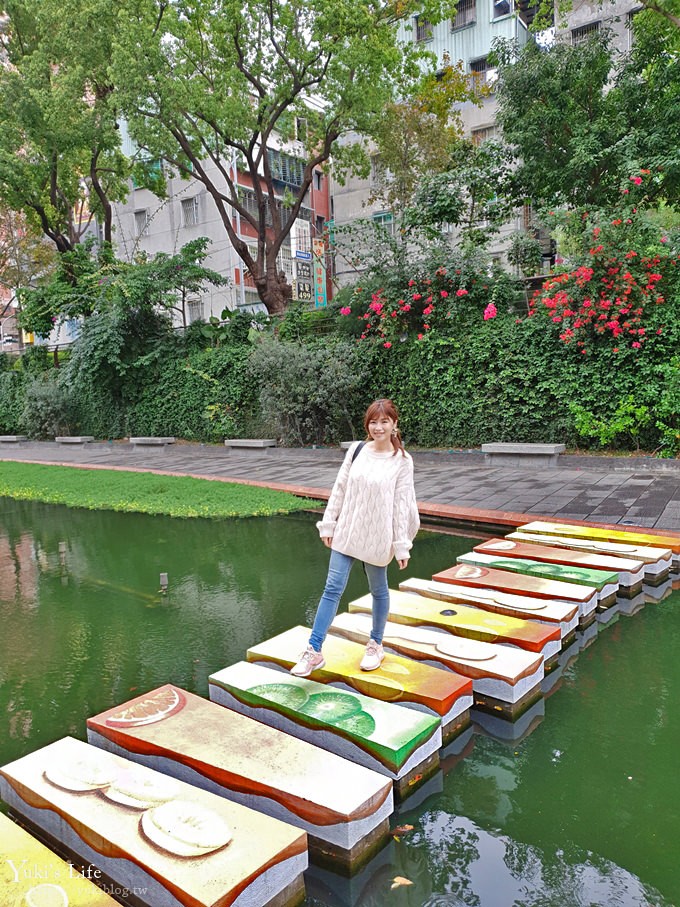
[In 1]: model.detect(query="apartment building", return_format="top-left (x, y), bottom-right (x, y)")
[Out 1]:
top-left (330, 0), bottom-right (534, 285)
top-left (112, 125), bottom-right (332, 323)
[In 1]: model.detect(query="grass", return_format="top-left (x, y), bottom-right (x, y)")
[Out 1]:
top-left (0, 462), bottom-right (322, 519)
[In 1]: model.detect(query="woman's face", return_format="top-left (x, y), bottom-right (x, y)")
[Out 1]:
top-left (368, 414), bottom-right (396, 442)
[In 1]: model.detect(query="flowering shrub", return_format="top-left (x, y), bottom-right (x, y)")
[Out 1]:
top-left (337, 260), bottom-right (520, 344)
top-left (527, 189), bottom-right (679, 354)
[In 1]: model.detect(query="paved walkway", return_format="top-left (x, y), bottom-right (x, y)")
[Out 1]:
top-left (3, 441), bottom-right (680, 534)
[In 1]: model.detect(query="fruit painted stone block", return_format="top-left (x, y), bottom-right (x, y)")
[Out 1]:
top-left (209, 661), bottom-right (442, 796)
top-left (330, 611), bottom-right (544, 710)
top-left (457, 551), bottom-right (618, 606)
top-left (246, 625), bottom-right (473, 743)
top-left (87, 685), bottom-right (393, 867)
top-left (0, 812), bottom-right (119, 907)
top-left (350, 588), bottom-right (562, 659)
top-left (433, 562), bottom-right (598, 617)
top-left (508, 530), bottom-right (670, 582)
top-left (0, 736), bottom-right (307, 907)
top-left (519, 521), bottom-right (680, 569)
top-left (399, 577), bottom-right (579, 639)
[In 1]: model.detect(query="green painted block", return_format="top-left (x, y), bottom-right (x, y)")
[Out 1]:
top-left (209, 661), bottom-right (441, 776)
top-left (457, 551), bottom-right (618, 591)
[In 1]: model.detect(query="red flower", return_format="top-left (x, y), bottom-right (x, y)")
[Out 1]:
top-left (456, 288), bottom-right (468, 297)
top-left (383, 341), bottom-right (392, 348)
top-left (440, 290), bottom-right (449, 298)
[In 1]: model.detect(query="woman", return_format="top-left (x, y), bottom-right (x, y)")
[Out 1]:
top-left (291, 398), bottom-right (419, 677)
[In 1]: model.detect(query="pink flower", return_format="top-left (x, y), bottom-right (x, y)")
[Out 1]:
top-left (339, 306), bottom-right (351, 316)
top-left (383, 341), bottom-right (392, 349)
top-left (483, 303), bottom-right (497, 321)
top-left (440, 290), bottom-right (449, 298)
top-left (412, 293), bottom-right (422, 301)
top-left (417, 333), bottom-right (424, 340)
top-left (661, 236), bottom-right (668, 243)
top-left (408, 279), bottom-right (416, 287)
top-left (630, 176), bottom-right (643, 185)
top-left (622, 189), bottom-right (629, 194)
top-left (402, 304), bottom-right (411, 312)
top-left (632, 341), bottom-right (641, 348)
top-left (456, 288), bottom-right (468, 297)
top-left (423, 305), bottom-right (434, 316)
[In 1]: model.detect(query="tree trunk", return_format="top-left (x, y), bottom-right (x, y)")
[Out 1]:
top-left (255, 268), bottom-right (293, 315)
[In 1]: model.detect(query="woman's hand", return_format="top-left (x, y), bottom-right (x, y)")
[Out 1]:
top-left (397, 558), bottom-right (409, 570)
top-left (322, 536), bottom-right (333, 548)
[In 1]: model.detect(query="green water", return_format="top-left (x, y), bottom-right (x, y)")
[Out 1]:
top-left (1, 498), bottom-right (679, 907)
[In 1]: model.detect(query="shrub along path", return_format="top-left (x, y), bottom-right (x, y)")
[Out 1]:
top-left (1, 441), bottom-right (680, 532)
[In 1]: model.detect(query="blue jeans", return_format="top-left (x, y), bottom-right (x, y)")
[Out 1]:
top-left (309, 549), bottom-right (390, 652)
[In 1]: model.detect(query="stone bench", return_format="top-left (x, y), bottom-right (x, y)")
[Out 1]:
top-left (55, 436), bottom-right (95, 444)
top-left (0, 435), bottom-right (28, 444)
top-left (224, 438), bottom-right (276, 449)
top-left (482, 442), bottom-right (565, 468)
top-left (129, 436), bottom-right (175, 449)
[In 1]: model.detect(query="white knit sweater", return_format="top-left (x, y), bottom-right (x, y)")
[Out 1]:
top-left (316, 441), bottom-right (420, 566)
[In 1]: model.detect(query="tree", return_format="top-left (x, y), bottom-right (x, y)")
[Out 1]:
top-left (493, 27), bottom-right (680, 212)
top-left (407, 138), bottom-right (517, 245)
top-left (0, 0), bottom-right (131, 253)
top-left (493, 35), bottom-right (627, 210)
top-left (111, 0), bottom-right (458, 314)
top-left (0, 209), bottom-right (56, 320)
top-left (367, 57), bottom-right (480, 217)
top-left (18, 238), bottom-right (227, 336)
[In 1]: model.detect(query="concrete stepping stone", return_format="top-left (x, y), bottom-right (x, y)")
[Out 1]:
top-left (208, 661), bottom-right (441, 801)
top-left (329, 611), bottom-right (544, 720)
top-left (0, 811), bottom-right (118, 906)
top-left (433, 562), bottom-right (599, 625)
top-left (87, 685), bottom-right (392, 872)
top-left (246, 625), bottom-right (473, 744)
top-left (399, 577), bottom-right (579, 641)
top-left (474, 537), bottom-right (644, 595)
top-left (518, 520), bottom-right (680, 571)
top-left (457, 550), bottom-right (620, 609)
top-left (0, 736), bottom-right (307, 907)
top-left (350, 589), bottom-right (562, 661)
top-left (508, 529), bottom-right (670, 584)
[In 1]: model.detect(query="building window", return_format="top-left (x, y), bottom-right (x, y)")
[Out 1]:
top-left (471, 124), bottom-right (499, 144)
top-left (626, 8), bottom-right (643, 48)
top-left (187, 298), bottom-right (203, 323)
top-left (295, 117), bottom-right (308, 143)
top-left (315, 215), bottom-right (325, 237)
top-left (493, 0), bottom-right (511, 18)
top-left (181, 196), bottom-right (200, 227)
top-left (415, 15), bottom-right (433, 42)
top-left (372, 212), bottom-right (395, 236)
top-left (452, 0), bottom-right (476, 29)
top-left (470, 57), bottom-right (497, 90)
top-left (313, 170), bottom-right (323, 191)
top-left (134, 209), bottom-right (149, 237)
top-left (571, 21), bottom-right (601, 45)
top-left (267, 149), bottom-right (306, 187)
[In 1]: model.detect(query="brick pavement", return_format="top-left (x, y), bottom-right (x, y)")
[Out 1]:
top-left (2, 441), bottom-right (680, 533)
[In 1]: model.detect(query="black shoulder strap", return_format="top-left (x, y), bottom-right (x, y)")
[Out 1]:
top-left (351, 441), bottom-right (366, 464)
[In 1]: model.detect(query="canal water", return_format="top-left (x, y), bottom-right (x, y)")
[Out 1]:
top-left (1, 498), bottom-right (679, 907)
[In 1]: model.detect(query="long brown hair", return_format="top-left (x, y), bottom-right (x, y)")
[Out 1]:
top-left (363, 398), bottom-right (404, 456)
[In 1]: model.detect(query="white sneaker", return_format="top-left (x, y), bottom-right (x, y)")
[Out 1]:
top-left (360, 640), bottom-right (384, 671)
top-left (290, 645), bottom-right (325, 677)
